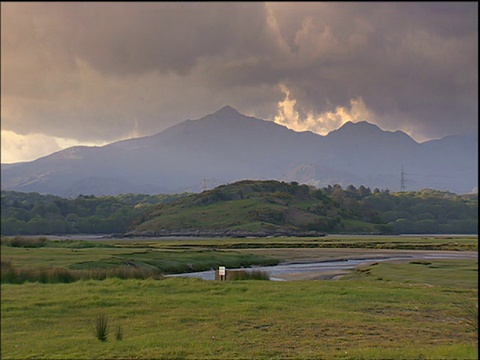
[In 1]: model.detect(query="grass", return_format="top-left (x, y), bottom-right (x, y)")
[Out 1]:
top-left (1, 260), bottom-right (164, 284)
top-left (0, 235), bottom-right (477, 359)
top-left (342, 259), bottom-right (478, 289)
top-left (453, 293), bottom-right (479, 333)
top-left (0, 236), bottom-right (115, 249)
top-left (2, 235), bottom-right (474, 280)
top-left (115, 324), bottom-right (124, 341)
top-left (137, 198), bottom-right (273, 231)
top-left (0, 236), bottom-right (281, 274)
top-left (1, 276), bottom-right (477, 359)
top-left (1, 235), bottom-right (49, 248)
top-left (130, 234), bottom-right (478, 251)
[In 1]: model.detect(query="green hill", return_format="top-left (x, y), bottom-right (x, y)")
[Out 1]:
top-left (130, 180), bottom-right (478, 236)
top-left (130, 180), bottom-right (380, 236)
top-left (2, 180), bottom-right (477, 236)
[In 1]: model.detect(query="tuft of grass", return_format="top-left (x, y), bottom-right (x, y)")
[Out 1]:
top-left (115, 325), bottom-right (123, 341)
top-left (1, 260), bottom-right (17, 283)
top-left (89, 314), bottom-right (109, 342)
top-left (454, 292), bottom-right (478, 333)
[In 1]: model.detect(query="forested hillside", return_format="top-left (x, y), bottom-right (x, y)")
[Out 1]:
top-left (1, 181), bottom-right (477, 236)
top-left (325, 185), bottom-right (478, 234)
top-left (0, 192), bottom-right (187, 235)
top-left (132, 181), bottom-right (478, 235)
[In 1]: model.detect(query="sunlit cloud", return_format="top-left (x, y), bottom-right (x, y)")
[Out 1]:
top-left (1, 3), bottom-right (477, 163)
top-left (1, 130), bottom-right (62, 163)
top-left (1, 129), bottom-right (109, 164)
top-left (273, 84), bottom-right (376, 135)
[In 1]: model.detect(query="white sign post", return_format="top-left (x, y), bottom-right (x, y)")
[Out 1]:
top-left (219, 266), bottom-right (226, 281)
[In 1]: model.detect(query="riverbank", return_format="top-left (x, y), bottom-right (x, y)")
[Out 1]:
top-left (169, 249), bottom-right (478, 281)
top-left (115, 229), bottom-right (328, 238)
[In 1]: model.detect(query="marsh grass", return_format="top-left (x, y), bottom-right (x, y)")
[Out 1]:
top-left (1, 236), bottom-right (48, 248)
top-left (1, 235), bottom-right (475, 275)
top-left (1, 236), bottom-right (477, 358)
top-left (115, 325), bottom-right (124, 341)
top-left (454, 292), bottom-right (478, 333)
top-left (2, 277), bottom-right (477, 359)
top-left (89, 314), bottom-right (109, 341)
top-left (1, 261), bottom-right (163, 284)
top-left (343, 259), bottom-right (478, 289)
top-left (68, 249), bottom-right (279, 274)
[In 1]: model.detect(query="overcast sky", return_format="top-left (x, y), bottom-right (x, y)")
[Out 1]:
top-left (1, 2), bottom-right (478, 163)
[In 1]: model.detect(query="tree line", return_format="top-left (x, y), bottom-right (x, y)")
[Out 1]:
top-left (322, 184), bottom-right (477, 234)
top-left (1, 192), bottom-right (186, 236)
top-left (1, 184), bottom-right (477, 236)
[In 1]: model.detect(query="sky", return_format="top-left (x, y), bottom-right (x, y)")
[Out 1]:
top-left (1, 2), bottom-right (478, 164)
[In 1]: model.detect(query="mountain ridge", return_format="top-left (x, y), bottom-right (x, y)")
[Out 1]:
top-left (1, 106), bottom-right (477, 196)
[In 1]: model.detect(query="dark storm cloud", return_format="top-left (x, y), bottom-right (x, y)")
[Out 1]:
top-left (21, 2), bottom-right (281, 77)
top-left (1, 2), bottom-right (477, 152)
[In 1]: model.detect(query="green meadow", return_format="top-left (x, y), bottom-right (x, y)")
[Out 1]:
top-left (1, 236), bottom-right (478, 359)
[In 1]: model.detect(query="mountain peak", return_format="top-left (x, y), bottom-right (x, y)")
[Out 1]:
top-left (329, 120), bottom-right (383, 136)
top-left (213, 105), bottom-right (241, 117)
top-left (339, 120), bottom-right (381, 131)
top-left (328, 120), bottom-right (418, 146)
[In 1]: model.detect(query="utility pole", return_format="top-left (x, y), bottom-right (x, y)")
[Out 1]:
top-left (400, 166), bottom-right (406, 192)
top-left (201, 179), bottom-right (208, 192)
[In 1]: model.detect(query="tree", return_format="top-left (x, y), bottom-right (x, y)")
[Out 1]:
top-left (390, 218), bottom-right (415, 234)
top-left (414, 219), bottom-right (438, 233)
top-left (27, 216), bottom-right (52, 234)
top-left (357, 185), bottom-right (371, 198)
top-left (1, 218), bottom-right (28, 235)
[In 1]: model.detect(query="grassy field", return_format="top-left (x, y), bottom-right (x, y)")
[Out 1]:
top-left (1, 235), bottom-right (478, 359)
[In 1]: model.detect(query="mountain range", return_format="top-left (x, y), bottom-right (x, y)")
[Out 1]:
top-left (1, 106), bottom-right (477, 197)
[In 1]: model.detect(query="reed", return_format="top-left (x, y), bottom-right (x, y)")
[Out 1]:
top-left (0, 261), bottom-right (163, 284)
top-left (226, 269), bottom-right (270, 280)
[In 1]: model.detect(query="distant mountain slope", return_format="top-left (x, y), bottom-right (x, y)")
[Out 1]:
top-left (1, 106), bottom-right (477, 196)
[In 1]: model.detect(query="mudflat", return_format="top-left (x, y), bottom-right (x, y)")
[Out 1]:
top-left (236, 248), bottom-right (478, 281)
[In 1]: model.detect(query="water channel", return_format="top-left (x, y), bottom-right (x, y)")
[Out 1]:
top-left (168, 251), bottom-right (477, 281)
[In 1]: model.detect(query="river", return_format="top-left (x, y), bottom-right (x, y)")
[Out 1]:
top-left (168, 251), bottom-right (478, 281)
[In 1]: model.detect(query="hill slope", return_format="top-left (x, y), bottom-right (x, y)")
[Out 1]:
top-left (130, 180), bottom-right (340, 236)
top-left (129, 180), bottom-right (478, 236)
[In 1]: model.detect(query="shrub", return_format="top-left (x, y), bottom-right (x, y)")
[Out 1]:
top-left (226, 269), bottom-right (270, 281)
top-left (9, 236), bottom-right (48, 248)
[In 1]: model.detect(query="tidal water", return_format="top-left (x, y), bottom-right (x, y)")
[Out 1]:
top-left (168, 251), bottom-right (477, 281)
